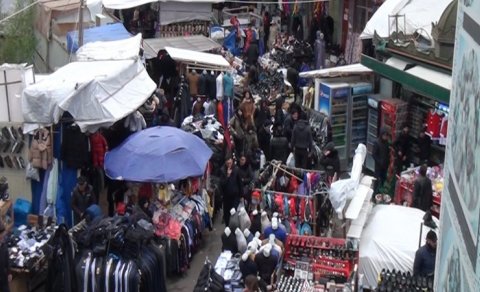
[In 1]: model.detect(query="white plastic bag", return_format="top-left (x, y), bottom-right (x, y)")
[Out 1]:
top-left (286, 152), bottom-right (295, 168)
top-left (26, 162), bottom-right (40, 181)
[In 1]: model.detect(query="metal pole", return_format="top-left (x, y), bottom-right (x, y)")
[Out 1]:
top-left (78, 0), bottom-right (85, 47)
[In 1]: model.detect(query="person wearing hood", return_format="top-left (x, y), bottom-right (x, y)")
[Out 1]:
top-left (314, 31), bottom-right (326, 70)
top-left (319, 142), bottom-right (340, 178)
top-left (291, 118), bottom-right (313, 169)
top-left (245, 41), bottom-right (260, 67)
top-left (270, 125), bottom-right (290, 163)
top-left (238, 154), bottom-right (254, 206)
top-left (372, 128), bottom-right (390, 193)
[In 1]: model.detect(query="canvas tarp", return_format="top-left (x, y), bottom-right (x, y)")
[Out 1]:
top-left (22, 35), bottom-right (156, 133)
top-left (66, 23), bottom-right (132, 53)
top-left (359, 205), bottom-right (439, 289)
top-left (360, 0), bottom-right (453, 40)
top-left (0, 64), bottom-right (36, 123)
top-left (165, 46), bottom-right (230, 70)
top-left (144, 35), bottom-right (220, 59)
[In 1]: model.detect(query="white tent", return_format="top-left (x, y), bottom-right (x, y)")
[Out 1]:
top-left (144, 35), bottom-right (221, 59)
top-left (359, 205), bottom-right (439, 289)
top-left (22, 34), bottom-right (156, 133)
top-left (165, 46), bottom-right (231, 70)
top-left (360, 0), bottom-right (453, 40)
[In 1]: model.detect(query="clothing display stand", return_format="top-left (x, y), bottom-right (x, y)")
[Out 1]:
top-left (253, 162), bottom-right (329, 237)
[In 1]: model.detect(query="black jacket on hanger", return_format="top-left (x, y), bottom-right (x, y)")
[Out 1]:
top-left (206, 73), bottom-right (217, 100)
top-left (61, 124), bottom-right (90, 169)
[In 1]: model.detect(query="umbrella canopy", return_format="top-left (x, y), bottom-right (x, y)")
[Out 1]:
top-left (105, 126), bottom-right (213, 182)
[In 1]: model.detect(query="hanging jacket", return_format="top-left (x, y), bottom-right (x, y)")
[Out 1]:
top-left (89, 132), bottom-right (108, 168)
top-left (29, 128), bottom-right (52, 169)
top-left (61, 125), bottom-right (90, 169)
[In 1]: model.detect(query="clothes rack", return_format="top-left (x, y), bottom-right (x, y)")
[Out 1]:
top-left (254, 188), bottom-right (318, 236)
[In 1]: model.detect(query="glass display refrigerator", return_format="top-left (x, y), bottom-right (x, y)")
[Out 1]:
top-left (366, 94), bottom-right (387, 172)
top-left (349, 82), bottom-right (373, 159)
top-left (316, 81), bottom-right (350, 169)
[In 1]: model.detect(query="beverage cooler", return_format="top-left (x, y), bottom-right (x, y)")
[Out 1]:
top-left (380, 98), bottom-right (409, 142)
top-left (349, 82), bottom-right (373, 159)
top-left (316, 81), bottom-right (350, 169)
top-left (366, 94), bottom-right (387, 172)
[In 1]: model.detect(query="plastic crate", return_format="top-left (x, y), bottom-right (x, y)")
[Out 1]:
top-left (13, 198), bottom-right (32, 227)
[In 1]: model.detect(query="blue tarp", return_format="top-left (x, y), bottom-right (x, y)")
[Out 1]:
top-left (67, 23), bottom-right (132, 53)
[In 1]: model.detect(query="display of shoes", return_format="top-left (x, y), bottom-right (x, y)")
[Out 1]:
top-left (376, 269), bottom-right (433, 292)
top-left (0, 124), bottom-right (27, 171)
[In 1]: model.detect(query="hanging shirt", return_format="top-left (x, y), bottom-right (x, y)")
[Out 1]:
top-left (223, 73), bottom-right (234, 97)
top-left (216, 73), bottom-right (224, 99)
top-left (426, 111), bottom-right (442, 138)
top-left (187, 72), bottom-right (199, 96)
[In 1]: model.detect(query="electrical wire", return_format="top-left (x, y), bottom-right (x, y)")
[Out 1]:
top-left (0, 0), bottom-right (40, 25)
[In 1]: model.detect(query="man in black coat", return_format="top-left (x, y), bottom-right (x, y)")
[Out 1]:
top-left (291, 118), bottom-right (314, 169)
top-left (413, 165), bottom-right (433, 211)
top-left (372, 128), bottom-right (390, 193)
top-left (319, 142), bottom-right (340, 179)
top-left (220, 156), bottom-right (243, 225)
top-left (270, 125), bottom-right (290, 163)
top-left (0, 220), bottom-right (11, 292)
top-left (394, 125), bottom-right (412, 174)
top-left (245, 41), bottom-right (259, 67)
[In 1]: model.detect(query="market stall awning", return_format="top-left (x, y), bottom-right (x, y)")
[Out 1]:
top-left (360, 0), bottom-right (453, 40)
top-left (144, 35), bottom-right (221, 59)
top-left (102, 0), bottom-right (224, 9)
top-left (66, 23), bottom-right (131, 53)
top-left (299, 63), bottom-right (373, 79)
top-left (165, 46), bottom-right (230, 70)
top-left (360, 54), bottom-right (451, 103)
top-left (22, 35), bottom-right (156, 133)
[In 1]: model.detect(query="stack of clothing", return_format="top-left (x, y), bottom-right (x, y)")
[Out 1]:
top-left (8, 225), bottom-right (57, 270)
top-left (214, 251), bottom-right (243, 292)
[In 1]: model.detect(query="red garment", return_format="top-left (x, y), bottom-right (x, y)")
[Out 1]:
top-left (274, 194), bottom-right (284, 215)
top-left (90, 132), bottom-right (108, 167)
top-left (138, 183), bottom-right (153, 201)
top-left (426, 111), bottom-right (442, 138)
top-left (288, 177), bottom-right (299, 194)
top-left (440, 117), bottom-right (448, 137)
top-left (289, 197), bottom-right (297, 217)
top-left (244, 28), bottom-right (254, 51)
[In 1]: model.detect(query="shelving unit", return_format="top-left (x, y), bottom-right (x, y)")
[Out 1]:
top-left (365, 95), bottom-right (388, 172)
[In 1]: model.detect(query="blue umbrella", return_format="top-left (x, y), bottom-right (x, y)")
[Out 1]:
top-left (105, 126), bottom-right (213, 183)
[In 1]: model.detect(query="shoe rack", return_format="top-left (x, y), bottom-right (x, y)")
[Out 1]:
top-left (284, 235), bottom-right (357, 283)
top-left (0, 122), bottom-right (31, 203)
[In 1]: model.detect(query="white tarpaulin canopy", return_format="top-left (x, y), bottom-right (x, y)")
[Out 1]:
top-left (299, 63), bottom-right (373, 79)
top-left (22, 34), bottom-right (156, 133)
top-left (102, 0), bottom-right (223, 9)
top-left (359, 205), bottom-right (439, 289)
top-left (165, 46), bottom-right (231, 70)
top-left (144, 35), bottom-right (220, 59)
top-left (360, 0), bottom-right (453, 40)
